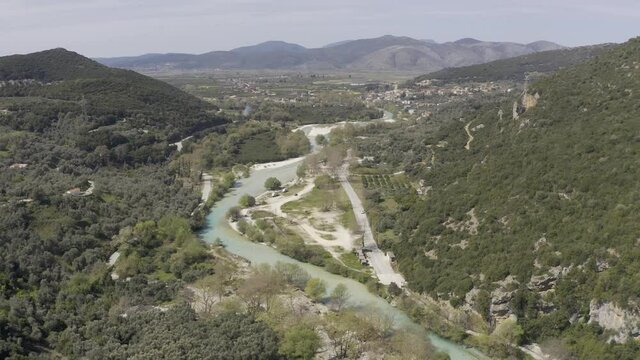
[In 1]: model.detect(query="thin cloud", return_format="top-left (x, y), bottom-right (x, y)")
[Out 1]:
top-left (0, 0), bottom-right (638, 56)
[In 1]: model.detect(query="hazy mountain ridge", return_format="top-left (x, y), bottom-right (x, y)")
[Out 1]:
top-left (410, 43), bottom-right (616, 84)
top-left (96, 35), bottom-right (565, 72)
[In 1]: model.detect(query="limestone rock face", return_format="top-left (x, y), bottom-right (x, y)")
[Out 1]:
top-left (490, 302), bottom-right (511, 318)
top-left (528, 266), bottom-right (568, 292)
top-left (528, 273), bottom-right (557, 291)
top-left (589, 301), bottom-right (640, 343)
top-left (512, 92), bottom-right (539, 122)
top-left (490, 288), bottom-right (514, 318)
top-left (522, 92), bottom-right (540, 110)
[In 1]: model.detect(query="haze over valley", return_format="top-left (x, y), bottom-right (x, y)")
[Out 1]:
top-left (97, 35), bottom-right (565, 73)
top-left (2, 1), bottom-right (640, 359)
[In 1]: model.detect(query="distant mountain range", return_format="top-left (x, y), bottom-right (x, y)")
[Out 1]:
top-left (96, 35), bottom-right (565, 72)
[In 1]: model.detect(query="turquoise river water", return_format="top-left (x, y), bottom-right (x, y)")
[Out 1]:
top-left (199, 124), bottom-right (486, 359)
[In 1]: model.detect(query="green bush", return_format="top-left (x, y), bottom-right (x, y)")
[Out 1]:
top-left (305, 278), bottom-right (327, 302)
top-left (264, 177), bottom-right (281, 191)
top-left (239, 194), bottom-right (256, 208)
top-left (279, 324), bottom-right (321, 360)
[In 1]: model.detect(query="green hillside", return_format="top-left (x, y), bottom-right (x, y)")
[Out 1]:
top-left (0, 50), bottom-right (233, 358)
top-left (0, 48), bottom-right (113, 81)
top-left (0, 48), bottom-right (226, 141)
top-left (410, 44), bottom-right (614, 84)
top-left (356, 37), bottom-right (640, 357)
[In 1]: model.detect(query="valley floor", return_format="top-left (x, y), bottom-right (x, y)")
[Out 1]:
top-left (234, 162), bottom-right (405, 286)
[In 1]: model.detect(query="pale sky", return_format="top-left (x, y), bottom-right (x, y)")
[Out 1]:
top-left (1, 0), bottom-right (639, 57)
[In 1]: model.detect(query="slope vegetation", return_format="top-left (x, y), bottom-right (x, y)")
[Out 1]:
top-left (356, 37), bottom-right (640, 358)
top-left (0, 50), bottom-right (234, 357)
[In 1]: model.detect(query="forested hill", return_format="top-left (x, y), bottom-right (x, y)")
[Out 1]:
top-left (0, 48), bottom-right (114, 81)
top-left (0, 48), bottom-right (236, 358)
top-left (358, 37), bottom-right (640, 357)
top-left (0, 48), bottom-right (226, 141)
top-left (409, 44), bottom-right (614, 84)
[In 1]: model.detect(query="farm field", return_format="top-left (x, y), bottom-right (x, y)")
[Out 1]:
top-left (360, 174), bottom-right (412, 192)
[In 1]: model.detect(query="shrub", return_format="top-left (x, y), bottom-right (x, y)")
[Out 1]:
top-left (264, 177), bottom-right (281, 190)
top-left (279, 324), bottom-right (321, 360)
top-left (239, 194), bottom-right (256, 208)
top-left (304, 278), bottom-right (327, 302)
top-left (226, 206), bottom-right (242, 222)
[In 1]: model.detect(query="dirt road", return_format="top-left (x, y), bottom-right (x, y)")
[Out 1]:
top-left (338, 160), bottom-right (406, 286)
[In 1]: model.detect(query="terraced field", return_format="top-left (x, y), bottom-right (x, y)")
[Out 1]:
top-left (360, 174), bottom-right (411, 192)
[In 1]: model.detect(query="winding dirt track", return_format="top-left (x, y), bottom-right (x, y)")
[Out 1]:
top-left (464, 121), bottom-right (474, 150)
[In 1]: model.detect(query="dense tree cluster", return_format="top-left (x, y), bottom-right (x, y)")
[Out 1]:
top-left (252, 99), bottom-right (382, 125)
top-left (0, 49), bottom-right (230, 357)
top-left (58, 305), bottom-right (280, 359)
top-left (0, 158), bottom-right (204, 358)
top-left (201, 121), bottom-right (309, 167)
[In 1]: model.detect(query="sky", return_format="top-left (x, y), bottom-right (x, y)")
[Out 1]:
top-left (1, 0), bottom-right (639, 57)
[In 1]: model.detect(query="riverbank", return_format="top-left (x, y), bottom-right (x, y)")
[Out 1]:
top-left (201, 172), bottom-right (487, 359)
top-left (196, 120), bottom-right (487, 359)
top-left (188, 244), bottom-right (444, 359)
top-left (250, 156), bottom-right (305, 171)
top-left (227, 179), bottom-right (371, 285)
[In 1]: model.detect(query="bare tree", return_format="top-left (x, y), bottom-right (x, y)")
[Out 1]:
top-left (325, 147), bottom-right (344, 177)
top-left (237, 264), bottom-right (284, 313)
top-left (390, 330), bottom-right (432, 360)
top-left (325, 312), bottom-right (360, 359)
top-left (197, 283), bottom-right (219, 315)
top-left (330, 283), bottom-right (350, 311)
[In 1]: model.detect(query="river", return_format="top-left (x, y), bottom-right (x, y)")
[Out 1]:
top-left (198, 122), bottom-right (486, 360)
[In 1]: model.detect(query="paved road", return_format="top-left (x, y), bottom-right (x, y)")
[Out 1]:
top-left (171, 136), bottom-right (193, 152)
top-left (338, 160), bottom-right (406, 286)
